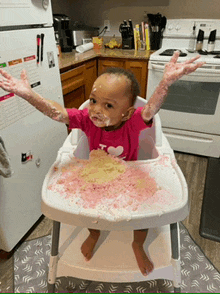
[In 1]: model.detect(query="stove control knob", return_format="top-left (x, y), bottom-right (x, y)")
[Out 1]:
top-left (175, 25), bottom-right (181, 31)
top-left (167, 25), bottom-right (173, 31)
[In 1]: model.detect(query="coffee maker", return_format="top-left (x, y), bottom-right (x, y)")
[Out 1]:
top-left (119, 19), bottom-right (134, 49)
top-left (53, 14), bottom-right (73, 52)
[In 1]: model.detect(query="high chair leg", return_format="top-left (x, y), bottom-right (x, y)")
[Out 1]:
top-left (48, 221), bottom-right (60, 293)
top-left (170, 222), bottom-right (181, 293)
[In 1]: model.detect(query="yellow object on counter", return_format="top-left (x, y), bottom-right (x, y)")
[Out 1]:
top-left (104, 36), bottom-right (121, 49)
top-left (145, 24), bottom-right (150, 51)
top-left (93, 37), bottom-right (103, 49)
top-left (134, 25), bottom-right (140, 51)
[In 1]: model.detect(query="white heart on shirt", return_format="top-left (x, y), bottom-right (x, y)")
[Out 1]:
top-left (107, 146), bottom-right (124, 157)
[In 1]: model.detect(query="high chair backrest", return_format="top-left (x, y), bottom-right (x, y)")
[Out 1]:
top-left (71, 97), bottom-right (162, 160)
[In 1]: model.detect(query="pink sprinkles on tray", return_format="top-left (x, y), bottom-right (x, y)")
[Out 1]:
top-left (48, 150), bottom-right (175, 211)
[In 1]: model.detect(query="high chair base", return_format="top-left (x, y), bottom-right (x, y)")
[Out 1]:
top-left (48, 221), bottom-right (181, 293)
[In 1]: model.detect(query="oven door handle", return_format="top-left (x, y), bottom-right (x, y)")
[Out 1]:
top-left (151, 63), bottom-right (220, 76)
top-left (150, 63), bottom-right (165, 71)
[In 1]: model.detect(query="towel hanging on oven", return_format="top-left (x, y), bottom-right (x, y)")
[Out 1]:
top-left (0, 136), bottom-right (13, 178)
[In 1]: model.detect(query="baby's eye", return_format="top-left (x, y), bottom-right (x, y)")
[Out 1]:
top-left (106, 103), bottom-right (113, 109)
top-left (90, 98), bottom-right (96, 104)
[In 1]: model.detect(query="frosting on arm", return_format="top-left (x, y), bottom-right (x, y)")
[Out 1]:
top-left (24, 90), bottom-right (69, 124)
top-left (0, 68), bottom-right (69, 124)
top-left (141, 80), bottom-right (169, 122)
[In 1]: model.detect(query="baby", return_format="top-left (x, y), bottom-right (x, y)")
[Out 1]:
top-left (0, 51), bottom-right (204, 276)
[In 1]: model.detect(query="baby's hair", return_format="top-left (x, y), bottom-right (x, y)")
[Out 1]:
top-left (100, 67), bottom-right (140, 105)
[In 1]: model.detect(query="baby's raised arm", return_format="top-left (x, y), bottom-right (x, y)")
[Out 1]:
top-left (0, 68), bottom-right (69, 124)
top-left (141, 51), bottom-right (205, 122)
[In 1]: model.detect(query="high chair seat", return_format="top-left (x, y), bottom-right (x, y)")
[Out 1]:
top-left (41, 97), bottom-right (188, 292)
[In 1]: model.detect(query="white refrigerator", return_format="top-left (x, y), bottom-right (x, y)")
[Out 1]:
top-left (0, 1), bottom-right (68, 251)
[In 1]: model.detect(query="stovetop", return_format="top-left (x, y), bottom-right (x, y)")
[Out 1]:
top-left (159, 49), bottom-right (187, 57)
top-left (150, 47), bottom-right (220, 65)
top-left (159, 48), bottom-right (220, 58)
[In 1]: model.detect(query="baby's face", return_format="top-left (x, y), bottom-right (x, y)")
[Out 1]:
top-left (88, 74), bottom-right (132, 129)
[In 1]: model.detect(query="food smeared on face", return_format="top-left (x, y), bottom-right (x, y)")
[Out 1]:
top-left (88, 74), bottom-right (133, 130)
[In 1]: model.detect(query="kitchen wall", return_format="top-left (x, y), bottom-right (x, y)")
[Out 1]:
top-left (51, 0), bottom-right (220, 36)
top-left (51, 0), bottom-right (72, 18)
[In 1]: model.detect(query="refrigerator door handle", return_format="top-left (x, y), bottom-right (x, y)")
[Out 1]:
top-left (41, 33), bottom-right (45, 62)
top-left (37, 34), bottom-right (41, 64)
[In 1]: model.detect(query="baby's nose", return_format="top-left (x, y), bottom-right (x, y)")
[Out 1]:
top-left (94, 104), bottom-right (102, 114)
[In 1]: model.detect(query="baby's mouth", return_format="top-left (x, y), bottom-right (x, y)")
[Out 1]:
top-left (90, 115), bottom-right (105, 126)
top-left (90, 114), bottom-right (111, 127)
top-left (91, 115), bottom-right (103, 122)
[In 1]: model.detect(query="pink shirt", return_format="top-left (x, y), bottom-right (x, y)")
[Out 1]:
top-left (66, 107), bottom-right (152, 161)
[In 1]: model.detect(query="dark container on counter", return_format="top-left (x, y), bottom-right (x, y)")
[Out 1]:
top-left (119, 19), bottom-right (134, 49)
top-left (147, 13), bottom-right (167, 50)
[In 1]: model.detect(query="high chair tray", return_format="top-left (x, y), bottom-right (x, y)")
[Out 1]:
top-left (42, 146), bottom-right (188, 231)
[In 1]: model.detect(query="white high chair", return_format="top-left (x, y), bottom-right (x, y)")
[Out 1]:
top-left (42, 97), bottom-right (188, 293)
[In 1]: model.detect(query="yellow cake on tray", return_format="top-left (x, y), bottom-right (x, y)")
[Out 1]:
top-left (80, 149), bottom-right (126, 184)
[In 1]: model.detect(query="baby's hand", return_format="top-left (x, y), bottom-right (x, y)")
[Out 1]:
top-left (0, 69), bottom-right (31, 99)
top-left (163, 51), bottom-right (205, 86)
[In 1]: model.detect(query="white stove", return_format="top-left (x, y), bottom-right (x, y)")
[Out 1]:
top-left (147, 19), bottom-right (220, 158)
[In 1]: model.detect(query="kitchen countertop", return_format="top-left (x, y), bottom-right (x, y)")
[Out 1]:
top-left (58, 48), bottom-right (153, 72)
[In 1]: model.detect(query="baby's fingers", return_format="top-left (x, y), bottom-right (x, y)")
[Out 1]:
top-left (20, 69), bottom-right (28, 80)
top-left (196, 61), bottom-right (206, 68)
top-left (169, 50), bottom-right (180, 63)
top-left (191, 61), bottom-right (206, 70)
top-left (184, 55), bottom-right (201, 64)
top-left (185, 62), bottom-right (205, 74)
top-left (0, 68), bottom-right (12, 80)
top-left (0, 79), bottom-right (11, 92)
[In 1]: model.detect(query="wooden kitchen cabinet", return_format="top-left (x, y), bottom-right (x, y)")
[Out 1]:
top-left (61, 64), bottom-right (86, 109)
top-left (62, 85), bottom-right (85, 109)
top-left (98, 58), bottom-right (124, 74)
top-left (98, 58), bottom-right (148, 98)
top-left (84, 59), bottom-right (97, 100)
top-left (61, 59), bottom-right (98, 109)
top-left (125, 60), bottom-right (148, 98)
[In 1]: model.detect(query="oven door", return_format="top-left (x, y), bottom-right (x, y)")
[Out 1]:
top-left (147, 61), bottom-right (220, 157)
top-left (147, 61), bottom-right (220, 135)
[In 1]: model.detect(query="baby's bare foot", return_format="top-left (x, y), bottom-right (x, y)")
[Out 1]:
top-left (132, 241), bottom-right (154, 276)
top-left (81, 230), bottom-right (100, 261)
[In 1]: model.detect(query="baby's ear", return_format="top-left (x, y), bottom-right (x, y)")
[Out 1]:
top-left (122, 106), bottom-right (135, 121)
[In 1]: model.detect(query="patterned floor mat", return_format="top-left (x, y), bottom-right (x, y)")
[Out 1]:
top-left (14, 223), bottom-right (220, 293)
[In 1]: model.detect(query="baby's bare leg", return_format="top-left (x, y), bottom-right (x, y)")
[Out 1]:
top-left (81, 229), bottom-right (100, 261)
top-left (132, 229), bottom-right (154, 276)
